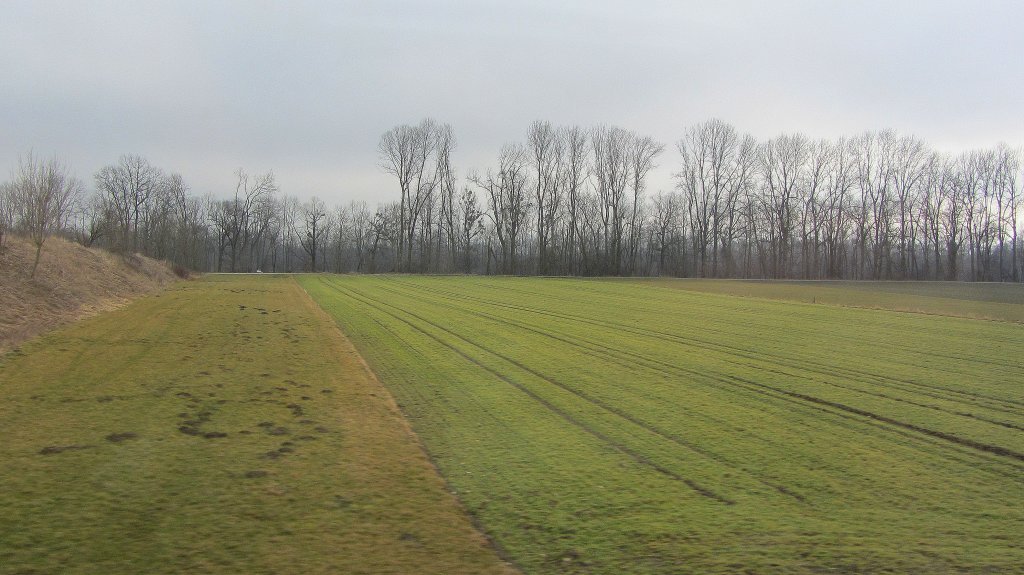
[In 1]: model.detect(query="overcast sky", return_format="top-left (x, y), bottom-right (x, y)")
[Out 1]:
top-left (3, 0), bottom-right (1022, 205)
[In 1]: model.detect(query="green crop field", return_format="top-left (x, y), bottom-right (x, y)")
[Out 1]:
top-left (628, 278), bottom-right (1024, 323)
top-left (301, 275), bottom-right (1024, 574)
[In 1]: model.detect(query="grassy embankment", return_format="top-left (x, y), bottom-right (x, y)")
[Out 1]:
top-left (302, 275), bottom-right (1024, 575)
top-left (0, 275), bottom-right (516, 575)
top-left (0, 234), bottom-right (181, 353)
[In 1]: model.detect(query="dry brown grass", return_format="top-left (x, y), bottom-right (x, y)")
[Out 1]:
top-left (0, 234), bottom-right (181, 353)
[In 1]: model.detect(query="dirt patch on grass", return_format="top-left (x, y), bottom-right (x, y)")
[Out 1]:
top-left (38, 444), bottom-right (94, 455)
top-left (105, 432), bottom-right (138, 443)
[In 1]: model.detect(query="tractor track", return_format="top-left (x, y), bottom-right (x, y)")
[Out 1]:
top-left (315, 277), bottom-right (739, 505)
top-left (370, 277), bottom-right (1024, 470)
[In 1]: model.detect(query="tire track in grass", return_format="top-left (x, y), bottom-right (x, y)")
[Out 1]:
top-left (376, 280), bottom-right (981, 462)
top-left (309, 277), bottom-right (1024, 573)
top-left (401, 278), bottom-right (1024, 429)
top-left (772, 389), bottom-right (1024, 461)
top-left (448, 278), bottom-right (1024, 413)
top-left (534, 283), bottom-right (1023, 413)
top-left (590, 279), bottom-right (1024, 372)
top-left (318, 277), bottom-right (739, 504)
top-left (499, 277), bottom-right (1024, 364)
top-left (380, 277), bottom-right (1024, 470)
top-left (380, 278), bottom-right (994, 422)
top-left (315, 277), bottom-right (737, 505)
top-left (407, 293), bottom-right (811, 501)
top-left (372, 279), bottom-right (1024, 481)
top-left (387, 277), bottom-right (1024, 441)
top-left (334, 289), bottom-right (529, 442)
top-left (368, 281), bottom-right (838, 500)
top-left (369, 278), bottom-right (1024, 491)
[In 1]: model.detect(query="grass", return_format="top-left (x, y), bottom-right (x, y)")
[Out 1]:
top-left (628, 277), bottom-right (1024, 323)
top-left (301, 275), bottom-right (1024, 574)
top-left (0, 275), bottom-right (515, 575)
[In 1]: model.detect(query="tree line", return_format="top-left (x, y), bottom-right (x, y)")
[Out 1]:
top-left (2, 118), bottom-right (1021, 281)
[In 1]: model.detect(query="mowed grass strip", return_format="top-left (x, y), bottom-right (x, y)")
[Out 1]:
top-left (302, 275), bottom-right (1024, 575)
top-left (0, 275), bottom-right (517, 575)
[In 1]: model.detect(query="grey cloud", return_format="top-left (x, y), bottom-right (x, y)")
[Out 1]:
top-left (2, 0), bottom-right (1021, 204)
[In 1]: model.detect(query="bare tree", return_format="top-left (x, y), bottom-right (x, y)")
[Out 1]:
top-left (11, 152), bottom-right (82, 277)
top-left (889, 135), bottom-right (930, 278)
top-left (591, 126), bottom-right (633, 275)
top-left (378, 119), bottom-right (448, 271)
top-left (528, 120), bottom-right (563, 275)
top-left (94, 155), bottom-right (163, 253)
top-left (758, 133), bottom-right (808, 278)
top-left (434, 124), bottom-right (458, 272)
top-left (851, 133), bottom-right (884, 278)
top-left (919, 153), bottom-right (946, 280)
top-left (367, 201), bottom-right (400, 273)
top-left (722, 135), bottom-right (758, 277)
top-left (798, 139), bottom-right (830, 278)
top-left (277, 194), bottom-right (301, 272)
top-left (820, 138), bottom-right (855, 278)
top-left (331, 202), bottom-right (351, 272)
top-left (955, 151), bottom-right (988, 281)
top-left (0, 181), bottom-right (13, 251)
top-left (562, 126), bottom-right (590, 274)
top-left (164, 173), bottom-right (207, 270)
top-left (457, 186), bottom-right (484, 273)
top-left (991, 145), bottom-right (1018, 280)
top-left (299, 197), bottom-right (329, 272)
top-left (650, 190), bottom-right (682, 275)
top-left (626, 135), bottom-right (664, 275)
top-left (471, 144), bottom-right (532, 275)
top-left (144, 175), bottom-right (177, 261)
top-left (940, 156), bottom-right (969, 280)
top-left (248, 190), bottom-right (279, 272)
top-left (993, 146), bottom-right (1021, 281)
top-left (676, 119), bottom-right (741, 277)
top-left (346, 200), bottom-right (372, 272)
top-left (213, 169), bottom-right (277, 272)
top-left (378, 124), bottom-right (418, 269)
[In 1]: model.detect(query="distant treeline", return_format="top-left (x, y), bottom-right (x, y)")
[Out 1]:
top-left (2, 118), bottom-right (1021, 281)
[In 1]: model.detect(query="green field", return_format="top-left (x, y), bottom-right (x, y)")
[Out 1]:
top-left (0, 276), bottom-right (514, 575)
top-left (301, 275), bottom-right (1024, 574)
top-left (3, 275), bottom-right (1022, 574)
top-left (629, 278), bottom-right (1024, 323)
